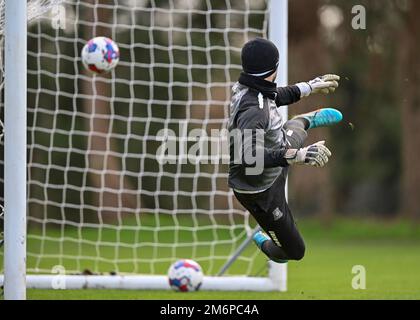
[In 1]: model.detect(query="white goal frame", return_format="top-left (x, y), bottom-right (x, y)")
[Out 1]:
top-left (3, 0), bottom-right (28, 300)
top-left (2, 0), bottom-right (289, 298)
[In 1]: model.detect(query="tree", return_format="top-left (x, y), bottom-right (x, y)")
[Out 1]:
top-left (82, 0), bottom-right (137, 222)
top-left (288, 0), bottom-right (334, 219)
top-left (399, 0), bottom-right (420, 219)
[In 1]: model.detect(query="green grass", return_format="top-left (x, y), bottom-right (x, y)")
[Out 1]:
top-left (4, 218), bottom-right (420, 300)
top-left (27, 239), bottom-right (420, 300)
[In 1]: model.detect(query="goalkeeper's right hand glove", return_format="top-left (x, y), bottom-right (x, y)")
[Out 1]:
top-left (296, 74), bottom-right (340, 97)
top-left (285, 141), bottom-right (332, 168)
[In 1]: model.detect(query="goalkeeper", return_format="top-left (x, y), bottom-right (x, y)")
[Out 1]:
top-left (229, 38), bottom-right (342, 263)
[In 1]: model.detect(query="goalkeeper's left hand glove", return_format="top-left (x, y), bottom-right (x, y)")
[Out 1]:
top-left (296, 74), bottom-right (340, 98)
top-left (284, 141), bottom-right (332, 168)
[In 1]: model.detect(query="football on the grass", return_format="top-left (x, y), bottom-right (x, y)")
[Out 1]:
top-left (168, 259), bottom-right (204, 292)
top-left (81, 36), bottom-right (120, 74)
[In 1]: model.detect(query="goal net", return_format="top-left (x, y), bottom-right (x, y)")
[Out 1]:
top-left (0, 0), bottom-right (287, 291)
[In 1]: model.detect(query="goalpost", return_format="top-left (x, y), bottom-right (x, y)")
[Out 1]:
top-left (0, 0), bottom-right (288, 298)
top-left (3, 0), bottom-right (28, 300)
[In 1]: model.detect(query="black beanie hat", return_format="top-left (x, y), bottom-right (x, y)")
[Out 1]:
top-left (241, 38), bottom-right (279, 78)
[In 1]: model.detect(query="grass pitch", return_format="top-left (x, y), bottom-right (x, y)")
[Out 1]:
top-left (22, 219), bottom-right (420, 300)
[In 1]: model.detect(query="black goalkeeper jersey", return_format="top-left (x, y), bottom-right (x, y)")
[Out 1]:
top-left (228, 73), bottom-right (302, 193)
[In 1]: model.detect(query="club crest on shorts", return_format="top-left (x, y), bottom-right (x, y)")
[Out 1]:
top-left (272, 207), bottom-right (283, 221)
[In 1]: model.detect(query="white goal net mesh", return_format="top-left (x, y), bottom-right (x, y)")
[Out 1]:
top-left (0, 0), bottom-right (270, 278)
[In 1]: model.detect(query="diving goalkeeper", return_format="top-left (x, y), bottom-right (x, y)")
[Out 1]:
top-left (229, 38), bottom-right (342, 263)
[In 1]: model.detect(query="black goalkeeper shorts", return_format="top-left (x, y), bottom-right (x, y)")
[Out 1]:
top-left (234, 169), bottom-right (306, 261)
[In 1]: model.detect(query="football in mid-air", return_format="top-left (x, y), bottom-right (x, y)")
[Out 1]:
top-left (168, 259), bottom-right (204, 292)
top-left (81, 36), bottom-right (120, 74)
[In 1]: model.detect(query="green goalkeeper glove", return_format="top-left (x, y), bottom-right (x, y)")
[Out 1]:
top-left (296, 74), bottom-right (340, 97)
top-left (285, 141), bottom-right (332, 168)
